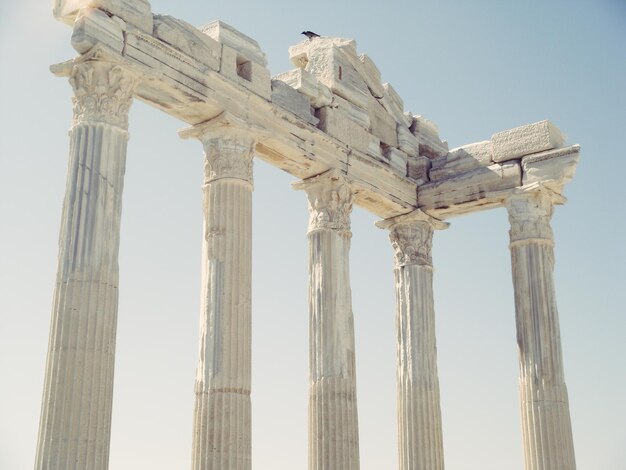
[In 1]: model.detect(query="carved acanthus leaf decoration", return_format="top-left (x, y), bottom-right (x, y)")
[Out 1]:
top-left (388, 222), bottom-right (435, 267)
top-left (69, 61), bottom-right (135, 128)
top-left (376, 210), bottom-right (448, 267)
top-left (202, 134), bottom-right (255, 183)
top-left (178, 114), bottom-right (257, 184)
top-left (294, 171), bottom-right (353, 233)
top-left (506, 189), bottom-right (556, 244)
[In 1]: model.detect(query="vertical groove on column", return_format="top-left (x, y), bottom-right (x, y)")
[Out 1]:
top-left (376, 212), bottom-right (447, 470)
top-left (396, 264), bottom-right (444, 470)
top-left (309, 230), bottom-right (360, 469)
top-left (507, 191), bottom-right (576, 470)
top-left (36, 119), bottom-right (129, 470)
top-left (295, 172), bottom-right (360, 470)
top-left (512, 243), bottom-right (576, 470)
top-left (192, 169), bottom-right (252, 470)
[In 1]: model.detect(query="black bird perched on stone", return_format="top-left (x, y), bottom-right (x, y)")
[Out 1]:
top-left (301, 31), bottom-right (320, 40)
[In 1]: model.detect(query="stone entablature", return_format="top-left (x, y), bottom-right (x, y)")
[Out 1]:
top-left (50, 0), bottom-right (579, 221)
top-left (38, 2), bottom-right (580, 470)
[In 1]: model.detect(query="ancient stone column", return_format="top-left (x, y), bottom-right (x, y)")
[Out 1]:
top-left (180, 115), bottom-right (256, 470)
top-left (293, 170), bottom-right (360, 470)
top-left (376, 210), bottom-right (448, 470)
top-left (35, 60), bottom-right (135, 470)
top-left (505, 186), bottom-right (576, 470)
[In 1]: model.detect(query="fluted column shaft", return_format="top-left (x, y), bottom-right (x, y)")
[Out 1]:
top-left (506, 188), bottom-right (576, 470)
top-left (294, 171), bottom-right (360, 470)
top-left (35, 60), bottom-right (135, 470)
top-left (377, 210), bottom-right (448, 470)
top-left (181, 117), bottom-right (255, 470)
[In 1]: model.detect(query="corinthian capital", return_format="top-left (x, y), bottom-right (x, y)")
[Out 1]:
top-left (180, 113), bottom-right (257, 184)
top-left (505, 184), bottom-right (565, 245)
top-left (376, 210), bottom-right (448, 267)
top-left (293, 170), bottom-right (353, 233)
top-left (69, 61), bottom-right (135, 129)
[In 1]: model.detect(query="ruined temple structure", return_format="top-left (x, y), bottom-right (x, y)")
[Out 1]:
top-left (36, 1), bottom-right (580, 469)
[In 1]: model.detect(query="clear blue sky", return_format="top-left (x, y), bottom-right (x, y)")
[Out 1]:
top-left (1, 1), bottom-right (625, 469)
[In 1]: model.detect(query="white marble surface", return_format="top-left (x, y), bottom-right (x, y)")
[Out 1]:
top-left (377, 211), bottom-right (448, 470)
top-left (506, 187), bottom-right (576, 470)
top-left (294, 171), bottom-right (360, 470)
top-left (35, 60), bottom-right (135, 470)
top-left (181, 115), bottom-right (256, 470)
top-left (33, 5), bottom-right (587, 469)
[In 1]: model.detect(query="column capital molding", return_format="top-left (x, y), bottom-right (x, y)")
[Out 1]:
top-left (505, 183), bottom-right (564, 246)
top-left (376, 209), bottom-right (448, 267)
top-left (505, 184), bottom-right (577, 467)
top-left (180, 112), bottom-right (258, 184)
top-left (53, 59), bottom-right (137, 129)
top-left (293, 169), bottom-right (353, 233)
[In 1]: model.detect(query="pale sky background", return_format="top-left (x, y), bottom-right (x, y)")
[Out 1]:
top-left (1, 1), bottom-right (625, 469)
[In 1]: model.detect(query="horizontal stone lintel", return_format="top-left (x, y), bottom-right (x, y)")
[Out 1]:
top-left (53, 20), bottom-right (578, 220)
top-left (418, 162), bottom-right (523, 218)
top-left (417, 145), bottom-right (578, 218)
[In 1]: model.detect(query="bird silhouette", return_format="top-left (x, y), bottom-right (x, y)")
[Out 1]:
top-left (301, 31), bottom-right (321, 40)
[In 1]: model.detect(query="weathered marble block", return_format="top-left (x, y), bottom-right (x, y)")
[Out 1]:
top-left (492, 120), bottom-right (565, 162)
top-left (53, 0), bottom-right (153, 32)
top-left (407, 155), bottom-right (431, 185)
top-left (381, 83), bottom-right (411, 127)
top-left (332, 95), bottom-right (370, 130)
top-left (419, 162), bottom-right (521, 208)
top-left (271, 80), bottom-right (319, 126)
top-left (200, 21), bottom-right (271, 100)
top-left (368, 96), bottom-right (399, 148)
top-left (124, 30), bottom-right (210, 97)
top-left (358, 53), bottom-right (385, 99)
top-left (317, 104), bottom-right (378, 156)
top-left (290, 38), bottom-right (371, 109)
top-left (273, 69), bottom-right (332, 108)
top-left (366, 135), bottom-right (383, 159)
top-left (71, 8), bottom-right (124, 54)
top-left (202, 20), bottom-right (267, 66)
top-left (411, 115), bottom-right (448, 159)
top-left (429, 140), bottom-right (492, 181)
top-left (219, 44), bottom-right (271, 100)
top-left (397, 125), bottom-right (420, 156)
top-left (521, 144), bottom-right (580, 189)
top-left (153, 15), bottom-right (221, 72)
top-left (384, 147), bottom-right (409, 176)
